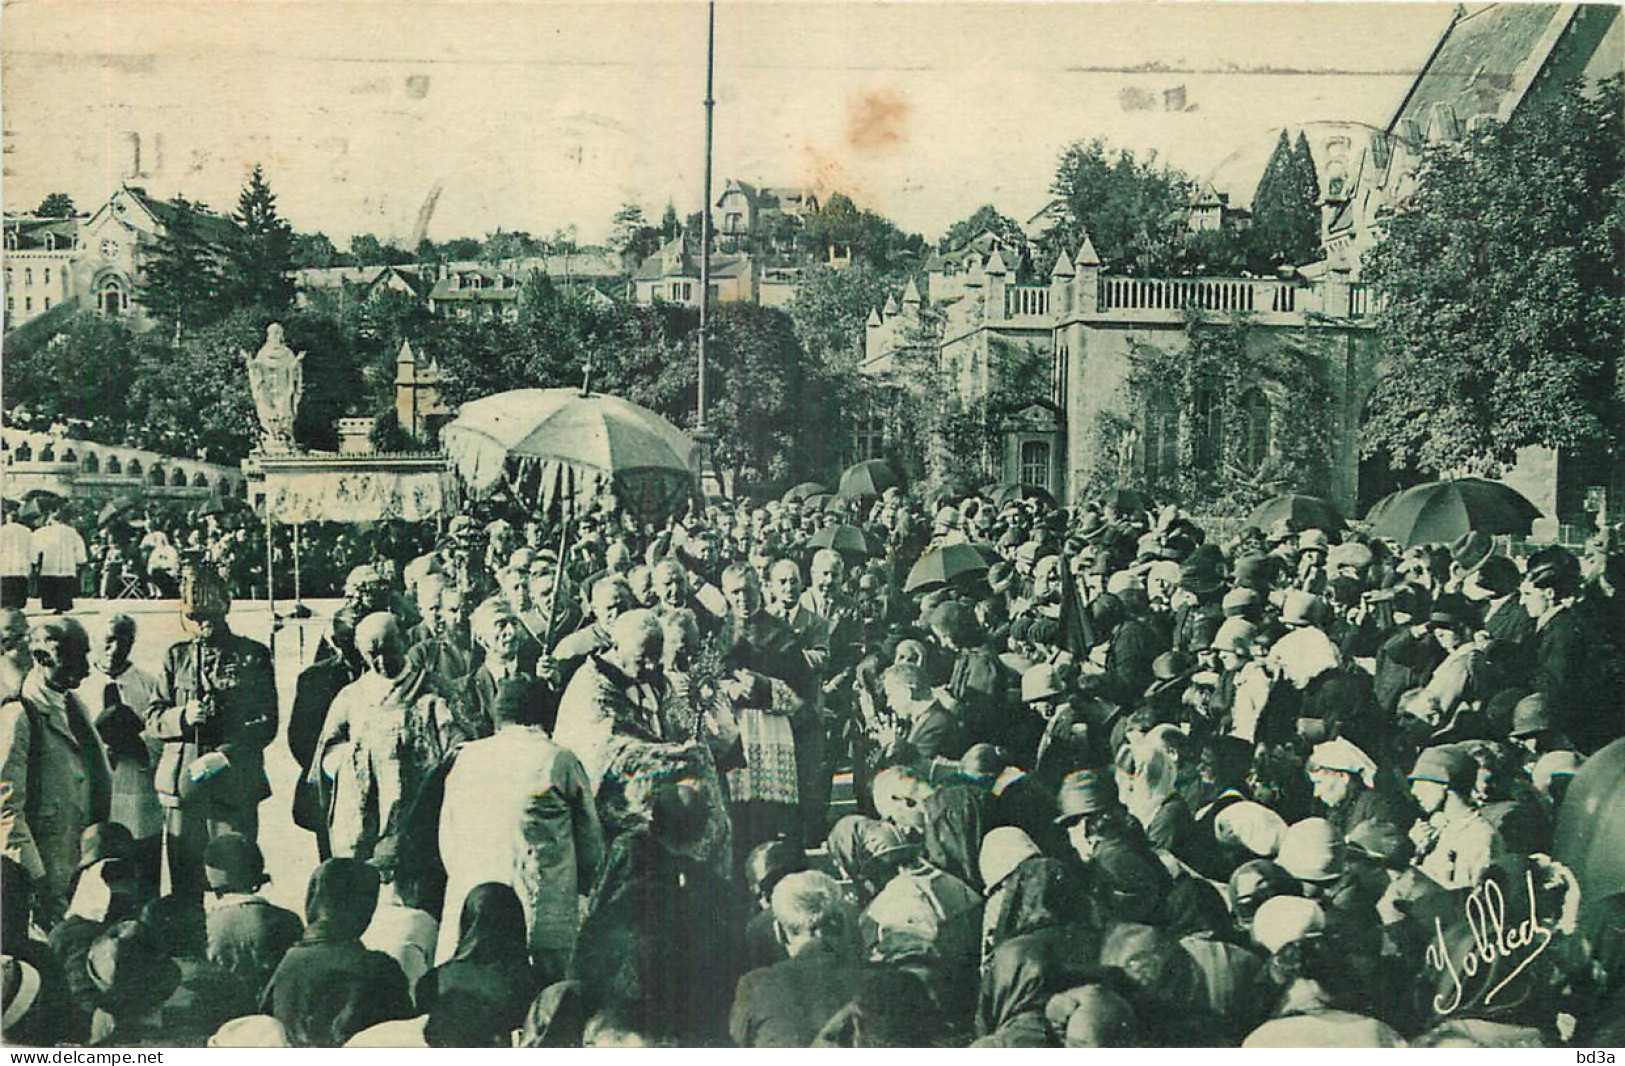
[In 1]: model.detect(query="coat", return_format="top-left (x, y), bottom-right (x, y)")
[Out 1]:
top-left (0, 671), bottom-right (112, 904)
top-left (436, 724), bottom-right (602, 964)
top-left (260, 936), bottom-right (413, 1047)
top-left (205, 893), bottom-right (304, 989)
top-left (145, 627), bottom-right (278, 810)
top-left (729, 949), bottom-right (862, 1047)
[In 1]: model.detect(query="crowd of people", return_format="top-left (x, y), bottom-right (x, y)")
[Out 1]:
top-left (2, 483), bottom-right (1624, 1048)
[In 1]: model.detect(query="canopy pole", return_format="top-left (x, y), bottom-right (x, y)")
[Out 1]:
top-left (546, 515), bottom-right (572, 649)
top-left (264, 509), bottom-right (278, 655)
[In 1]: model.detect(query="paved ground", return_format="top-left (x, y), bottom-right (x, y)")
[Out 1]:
top-left (33, 595), bottom-right (858, 916)
top-left (30, 596), bottom-right (338, 915)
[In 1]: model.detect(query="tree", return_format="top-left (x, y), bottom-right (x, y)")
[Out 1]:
top-left (140, 195), bottom-right (227, 341)
top-left (349, 234), bottom-right (412, 266)
top-left (800, 193), bottom-right (926, 276)
top-left (34, 192), bottom-right (77, 218)
top-left (1362, 78), bottom-right (1624, 474)
top-left (291, 232), bottom-right (343, 269)
top-left (660, 202), bottom-right (682, 241)
top-left (788, 264), bottom-right (896, 367)
top-left (939, 204), bottom-right (1026, 253)
top-left (1037, 139), bottom-right (1191, 275)
top-left (227, 164), bottom-right (296, 312)
top-left (0, 311), bottom-right (139, 438)
top-left (1248, 129), bottom-right (1322, 269)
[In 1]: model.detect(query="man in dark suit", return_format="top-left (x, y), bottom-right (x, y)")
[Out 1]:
top-left (729, 870), bottom-right (862, 1047)
top-left (145, 567), bottom-right (278, 903)
top-left (1521, 550), bottom-right (1614, 753)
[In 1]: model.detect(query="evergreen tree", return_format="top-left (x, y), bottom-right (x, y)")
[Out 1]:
top-left (140, 195), bottom-right (226, 341)
top-left (228, 165), bottom-right (296, 311)
top-left (1248, 129), bottom-right (1322, 268)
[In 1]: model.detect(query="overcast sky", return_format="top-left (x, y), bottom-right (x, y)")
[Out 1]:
top-left (2, 1), bottom-right (1457, 247)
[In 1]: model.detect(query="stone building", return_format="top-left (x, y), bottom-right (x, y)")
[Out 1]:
top-left (3, 215), bottom-right (81, 328)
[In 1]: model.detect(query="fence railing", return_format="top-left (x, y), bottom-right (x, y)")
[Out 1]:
top-left (1098, 276), bottom-right (1299, 314)
top-left (1003, 285), bottom-right (1050, 319)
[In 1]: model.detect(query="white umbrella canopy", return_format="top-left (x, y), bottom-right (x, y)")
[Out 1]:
top-left (442, 387), bottom-right (698, 521)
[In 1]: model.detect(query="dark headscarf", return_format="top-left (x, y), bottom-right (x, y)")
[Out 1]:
top-left (923, 785), bottom-right (995, 892)
top-left (303, 859), bottom-right (379, 942)
top-left (987, 857), bottom-right (1096, 951)
top-left (976, 929), bottom-right (1096, 1044)
top-left (449, 883), bottom-right (530, 967)
top-left (417, 883), bottom-right (537, 1038)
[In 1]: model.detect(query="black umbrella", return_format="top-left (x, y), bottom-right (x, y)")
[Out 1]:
top-left (904, 542), bottom-right (992, 593)
top-left (806, 523), bottom-right (872, 557)
top-left (782, 481), bottom-right (831, 503)
top-left (1247, 493), bottom-right (1346, 533)
top-left (1367, 478), bottom-right (1542, 547)
top-left (838, 460), bottom-right (902, 500)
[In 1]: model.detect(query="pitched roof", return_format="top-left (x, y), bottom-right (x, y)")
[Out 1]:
top-left (124, 186), bottom-right (238, 245)
top-left (1387, 4), bottom-right (1582, 138)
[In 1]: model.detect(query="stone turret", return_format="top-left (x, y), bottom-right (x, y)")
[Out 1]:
top-left (1074, 233), bottom-right (1101, 313)
top-left (395, 340), bottom-right (448, 443)
top-left (1049, 247), bottom-right (1075, 315)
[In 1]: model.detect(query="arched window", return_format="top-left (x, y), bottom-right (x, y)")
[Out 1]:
top-left (216, 476), bottom-right (232, 496)
top-left (108, 456), bottom-right (123, 475)
top-left (14, 442), bottom-right (32, 462)
top-left (171, 468), bottom-right (187, 487)
top-left (83, 452), bottom-right (99, 473)
top-left (1192, 380), bottom-right (1222, 471)
top-left (150, 466), bottom-right (166, 486)
top-left (1144, 391), bottom-right (1180, 484)
top-left (60, 449), bottom-right (75, 464)
top-left (1019, 440), bottom-right (1051, 490)
top-left (39, 444), bottom-right (55, 462)
top-left (1238, 388), bottom-right (1273, 469)
top-left (192, 472), bottom-right (209, 488)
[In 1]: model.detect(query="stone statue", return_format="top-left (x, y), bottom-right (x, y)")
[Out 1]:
top-left (1117, 426), bottom-right (1141, 484)
top-left (246, 323), bottom-right (304, 452)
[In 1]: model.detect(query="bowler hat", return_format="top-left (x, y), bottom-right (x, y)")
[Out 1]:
top-left (1343, 820), bottom-right (1413, 868)
top-left (1233, 554), bottom-right (1273, 591)
top-left (1450, 531), bottom-right (1492, 574)
top-left (1056, 769), bottom-right (1120, 823)
top-left (1509, 693), bottom-right (1553, 738)
top-left (79, 823), bottom-right (135, 871)
top-left (204, 832), bottom-right (267, 891)
top-left (1465, 555), bottom-right (1520, 599)
top-left (1409, 745), bottom-right (1476, 793)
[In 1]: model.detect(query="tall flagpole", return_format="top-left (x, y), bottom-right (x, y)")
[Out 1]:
top-left (695, 0), bottom-right (720, 499)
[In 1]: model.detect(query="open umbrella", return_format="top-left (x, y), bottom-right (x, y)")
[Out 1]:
top-left (838, 460), bottom-right (902, 500)
top-left (782, 481), bottom-right (830, 503)
top-left (442, 387), bottom-right (696, 523)
top-left (990, 483), bottom-right (1058, 509)
top-left (904, 542), bottom-right (993, 593)
top-left (1366, 477), bottom-right (1541, 547)
top-left (807, 523), bottom-right (872, 556)
top-left (801, 492), bottom-right (835, 512)
top-left (1098, 487), bottom-right (1151, 515)
top-left (1554, 736), bottom-right (1625, 936)
top-left (1247, 493), bottom-right (1345, 533)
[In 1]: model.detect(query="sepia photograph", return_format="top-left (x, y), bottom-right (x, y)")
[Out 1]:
top-left (1, 0), bottom-right (1623, 1050)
